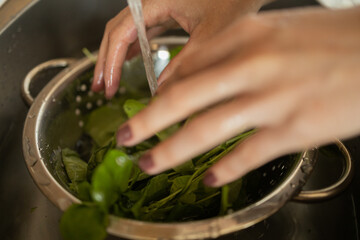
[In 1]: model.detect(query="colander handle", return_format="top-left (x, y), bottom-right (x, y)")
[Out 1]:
top-left (293, 139), bottom-right (353, 202)
top-left (21, 58), bottom-right (75, 106)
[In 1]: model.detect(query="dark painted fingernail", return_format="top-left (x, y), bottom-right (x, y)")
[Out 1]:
top-left (203, 172), bottom-right (217, 187)
top-left (138, 153), bottom-right (154, 172)
top-left (117, 124), bottom-right (132, 146)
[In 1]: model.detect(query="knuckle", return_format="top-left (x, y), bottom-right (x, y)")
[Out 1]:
top-left (107, 29), bottom-right (118, 44)
top-left (105, 19), bottom-right (115, 32)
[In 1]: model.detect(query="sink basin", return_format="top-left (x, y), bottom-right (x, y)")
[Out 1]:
top-left (0, 0), bottom-right (359, 239)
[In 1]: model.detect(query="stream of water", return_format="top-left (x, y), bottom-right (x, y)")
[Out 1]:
top-left (127, 0), bottom-right (158, 96)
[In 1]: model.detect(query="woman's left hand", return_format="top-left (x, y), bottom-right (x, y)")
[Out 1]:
top-left (117, 6), bottom-right (360, 187)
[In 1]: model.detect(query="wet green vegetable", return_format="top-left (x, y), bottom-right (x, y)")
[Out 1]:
top-left (59, 97), bottom-right (253, 239)
top-left (58, 46), bottom-right (253, 240)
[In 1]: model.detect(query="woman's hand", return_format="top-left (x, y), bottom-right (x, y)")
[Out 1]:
top-left (116, 6), bottom-right (360, 186)
top-left (93, 0), bottom-right (268, 99)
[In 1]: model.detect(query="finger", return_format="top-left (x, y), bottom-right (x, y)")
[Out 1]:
top-left (93, 9), bottom-right (131, 93)
top-left (157, 37), bottom-right (197, 86)
top-left (202, 124), bottom-right (308, 187)
top-left (103, 3), bottom-right (173, 99)
top-left (92, 29), bottom-right (110, 92)
top-left (126, 25), bottom-right (174, 60)
top-left (104, 36), bottom-right (135, 99)
top-left (136, 85), bottom-right (300, 174)
top-left (117, 50), bottom-right (282, 146)
top-left (158, 14), bottom-right (275, 87)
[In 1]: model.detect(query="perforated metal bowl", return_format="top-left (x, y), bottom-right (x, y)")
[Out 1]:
top-left (22, 37), bottom-right (353, 240)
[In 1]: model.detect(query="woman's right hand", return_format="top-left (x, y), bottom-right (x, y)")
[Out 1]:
top-left (93, 0), bottom-right (269, 99)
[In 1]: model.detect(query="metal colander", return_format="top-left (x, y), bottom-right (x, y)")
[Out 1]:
top-left (22, 37), bottom-right (353, 240)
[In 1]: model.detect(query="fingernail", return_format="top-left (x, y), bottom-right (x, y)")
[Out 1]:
top-left (117, 124), bottom-right (132, 146)
top-left (91, 71), bottom-right (104, 92)
top-left (203, 172), bottom-right (217, 187)
top-left (138, 153), bottom-right (154, 172)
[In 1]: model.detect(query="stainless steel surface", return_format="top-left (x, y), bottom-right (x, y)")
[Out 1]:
top-left (0, 0), bottom-right (359, 239)
top-left (22, 39), bottom-right (320, 239)
top-left (0, 0), bottom-right (37, 35)
top-left (21, 58), bottom-right (75, 106)
top-left (293, 139), bottom-right (354, 202)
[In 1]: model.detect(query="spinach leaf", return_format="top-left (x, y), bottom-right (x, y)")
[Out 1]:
top-left (77, 181), bottom-right (92, 202)
top-left (157, 123), bottom-right (181, 141)
top-left (220, 179), bottom-right (243, 215)
top-left (103, 149), bottom-right (133, 192)
top-left (143, 174), bottom-right (169, 204)
top-left (123, 99), bottom-right (180, 141)
top-left (84, 105), bottom-right (126, 146)
top-left (91, 150), bottom-right (133, 210)
top-left (62, 148), bottom-right (87, 183)
top-left (91, 164), bottom-right (117, 210)
top-left (123, 99), bottom-right (146, 118)
top-left (53, 148), bottom-right (71, 188)
top-left (60, 204), bottom-right (108, 240)
top-left (173, 160), bottom-right (195, 174)
top-left (170, 175), bottom-right (191, 193)
top-left (169, 46), bottom-right (183, 60)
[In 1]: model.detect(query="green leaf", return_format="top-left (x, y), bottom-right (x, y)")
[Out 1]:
top-left (91, 164), bottom-right (117, 210)
top-left (84, 105), bottom-right (125, 146)
top-left (167, 203), bottom-right (204, 221)
top-left (220, 185), bottom-right (229, 215)
top-left (53, 148), bottom-right (70, 187)
top-left (170, 175), bottom-right (191, 194)
top-left (77, 181), bottom-right (92, 202)
top-left (102, 150), bottom-right (133, 192)
top-left (220, 179), bottom-right (243, 215)
top-left (130, 194), bottom-right (146, 219)
top-left (60, 204), bottom-right (108, 240)
top-left (169, 46), bottom-right (183, 60)
top-left (123, 99), bottom-right (180, 141)
top-left (123, 99), bottom-right (146, 119)
top-left (156, 123), bottom-right (180, 141)
top-left (143, 174), bottom-right (169, 204)
top-left (179, 193), bottom-right (196, 204)
top-left (123, 190), bottom-right (143, 202)
top-left (62, 148), bottom-right (87, 183)
top-left (173, 160), bottom-right (194, 174)
top-left (227, 178), bottom-right (243, 205)
top-left (91, 150), bottom-right (133, 210)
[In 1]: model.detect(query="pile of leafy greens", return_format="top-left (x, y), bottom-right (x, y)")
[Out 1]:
top-left (58, 96), bottom-right (254, 239)
top-left (56, 49), bottom-right (255, 240)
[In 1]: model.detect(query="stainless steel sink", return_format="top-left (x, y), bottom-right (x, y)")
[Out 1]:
top-left (0, 0), bottom-right (359, 239)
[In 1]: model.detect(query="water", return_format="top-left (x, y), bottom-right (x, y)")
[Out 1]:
top-left (127, 0), bottom-right (158, 96)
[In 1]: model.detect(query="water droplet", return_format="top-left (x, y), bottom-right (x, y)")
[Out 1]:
top-left (290, 183), bottom-right (296, 188)
top-left (88, 91), bottom-right (94, 97)
top-left (28, 114), bottom-right (36, 119)
top-left (75, 108), bottom-right (81, 116)
top-left (301, 164), bottom-right (313, 175)
top-left (272, 166), bottom-right (276, 171)
top-left (52, 98), bottom-right (56, 103)
top-left (78, 121), bottom-right (84, 127)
